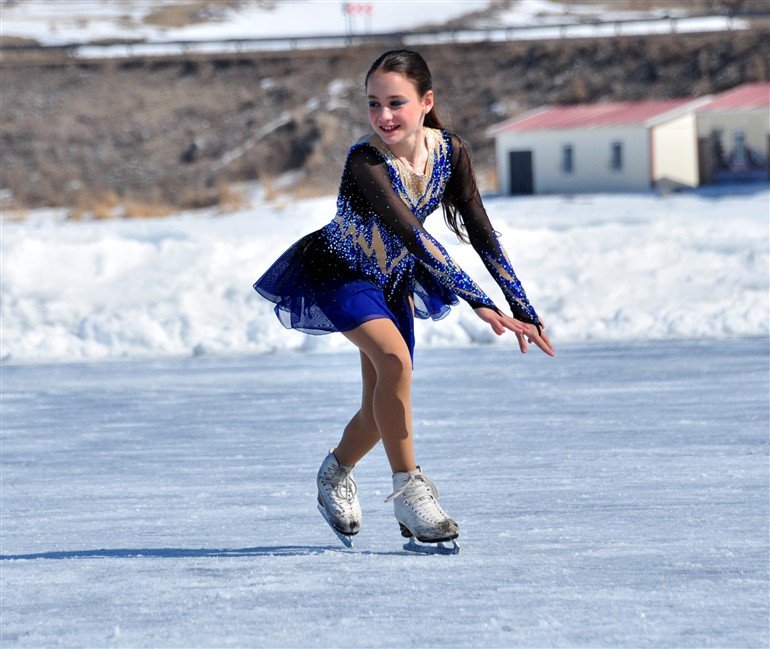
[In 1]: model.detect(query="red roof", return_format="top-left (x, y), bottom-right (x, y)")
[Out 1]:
top-left (489, 99), bottom-right (697, 133)
top-left (697, 83), bottom-right (770, 112)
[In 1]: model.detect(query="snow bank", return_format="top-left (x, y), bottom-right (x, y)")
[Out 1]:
top-left (2, 186), bottom-right (767, 364)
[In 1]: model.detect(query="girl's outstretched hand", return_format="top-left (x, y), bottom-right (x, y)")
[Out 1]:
top-left (516, 320), bottom-right (555, 357)
top-left (473, 307), bottom-right (556, 357)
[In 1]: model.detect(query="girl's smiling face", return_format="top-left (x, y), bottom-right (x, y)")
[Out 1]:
top-left (366, 70), bottom-right (433, 154)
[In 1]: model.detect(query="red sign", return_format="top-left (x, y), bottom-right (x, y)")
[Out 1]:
top-left (344, 2), bottom-right (373, 15)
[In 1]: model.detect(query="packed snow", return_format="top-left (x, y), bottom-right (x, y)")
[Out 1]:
top-left (1, 185), bottom-right (768, 364)
top-left (2, 339), bottom-right (768, 647)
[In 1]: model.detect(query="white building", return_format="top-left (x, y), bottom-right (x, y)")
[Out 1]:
top-left (487, 83), bottom-right (770, 195)
top-left (694, 83), bottom-right (770, 185)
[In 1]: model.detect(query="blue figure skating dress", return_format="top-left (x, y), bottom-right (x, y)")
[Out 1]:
top-left (253, 127), bottom-right (540, 358)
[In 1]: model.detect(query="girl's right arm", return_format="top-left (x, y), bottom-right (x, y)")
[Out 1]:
top-left (444, 136), bottom-right (541, 329)
top-left (444, 137), bottom-right (555, 357)
top-left (346, 146), bottom-right (521, 326)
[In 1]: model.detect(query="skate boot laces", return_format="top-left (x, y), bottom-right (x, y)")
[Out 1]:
top-left (317, 451), bottom-right (362, 537)
top-left (320, 464), bottom-right (358, 504)
top-left (385, 472), bottom-right (440, 507)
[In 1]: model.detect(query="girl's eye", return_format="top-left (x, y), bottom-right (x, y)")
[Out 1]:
top-left (367, 100), bottom-right (407, 108)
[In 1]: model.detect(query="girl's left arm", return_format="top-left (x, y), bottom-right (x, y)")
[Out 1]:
top-left (446, 136), bottom-right (541, 330)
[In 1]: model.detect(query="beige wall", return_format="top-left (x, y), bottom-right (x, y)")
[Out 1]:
top-left (495, 126), bottom-right (651, 194)
top-left (651, 113), bottom-right (699, 189)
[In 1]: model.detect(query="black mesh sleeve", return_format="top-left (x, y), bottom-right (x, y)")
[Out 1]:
top-left (444, 135), bottom-right (540, 326)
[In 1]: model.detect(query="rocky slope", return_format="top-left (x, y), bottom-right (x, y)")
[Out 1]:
top-left (1, 28), bottom-right (768, 212)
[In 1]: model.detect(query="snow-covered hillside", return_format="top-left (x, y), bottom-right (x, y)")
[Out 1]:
top-left (0, 0), bottom-right (479, 43)
top-left (2, 185), bottom-right (767, 364)
top-left (0, 0), bottom-right (744, 49)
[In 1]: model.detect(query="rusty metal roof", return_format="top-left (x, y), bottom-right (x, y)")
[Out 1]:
top-left (488, 99), bottom-right (697, 133)
top-left (697, 83), bottom-right (770, 112)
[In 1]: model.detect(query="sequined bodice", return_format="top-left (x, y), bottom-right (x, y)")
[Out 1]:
top-left (322, 127), bottom-right (452, 292)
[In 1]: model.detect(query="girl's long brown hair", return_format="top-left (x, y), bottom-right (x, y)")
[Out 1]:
top-left (365, 49), bottom-right (477, 242)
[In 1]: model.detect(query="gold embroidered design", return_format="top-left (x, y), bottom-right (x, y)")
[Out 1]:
top-left (333, 214), bottom-right (408, 275)
top-left (485, 245), bottom-right (530, 311)
top-left (414, 230), bottom-right (487, 302)
top-left (367, 128), bottom-right (448, 212)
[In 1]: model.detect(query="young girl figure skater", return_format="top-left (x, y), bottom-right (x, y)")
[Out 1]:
top-left (254, 50), bottom-right (554, 550)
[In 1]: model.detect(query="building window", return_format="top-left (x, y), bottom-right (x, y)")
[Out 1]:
top-left (610, 141), bottom-right (623, 171)
top-left (561, 144), bottom-right (573, 174)
top-left (733, 131), bottom-right (747, 167)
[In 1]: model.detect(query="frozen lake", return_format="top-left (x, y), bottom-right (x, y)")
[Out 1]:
top-left (1, 338), bottom-right (768, 648)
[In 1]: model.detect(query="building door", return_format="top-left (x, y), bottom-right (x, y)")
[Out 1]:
top-left (697, 136), bottom-right (714, 185)
top-left (508, 150), bottom-right (533, 195)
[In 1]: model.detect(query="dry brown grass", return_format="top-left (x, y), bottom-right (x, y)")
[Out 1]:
top-left (1, 207), bottom-right (29, 223)
top-left (68, 191), bottom-right (117, 221)
top-left (259, 175), bottom-right (279, 202)
top-left (65, 190), bottom-right (177, 220)
top-left (93, 190), bottom-right (120, 220)
top-left (177, 187), bottom-right (218, 210)
top-left (216, 181), bottom-right (251, 213)
top-left (0, 36), bottom-right (40, 47)
top-left (289, 183), bottom-right (330, 200)
top-left (143, 2), bottom-right (215, 29)
top-left (122, 199), bottom-right (177, 219)
top-left (143, 1), bottom-right (247, 29)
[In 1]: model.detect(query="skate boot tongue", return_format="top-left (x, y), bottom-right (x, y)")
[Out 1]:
top-left (384, 468), bottom-right (439, 503)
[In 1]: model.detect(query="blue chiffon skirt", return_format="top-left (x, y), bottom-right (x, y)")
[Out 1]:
top-left (253, 229), bottom-right (458, 359)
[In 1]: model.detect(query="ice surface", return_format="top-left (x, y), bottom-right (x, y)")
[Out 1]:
top-left (1, 339), bottom-right (768, 648)
top-left (2, 186), bottom-right (768, 364)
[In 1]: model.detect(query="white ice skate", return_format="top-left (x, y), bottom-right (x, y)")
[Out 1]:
top-left (316, 449), bottom-right (362, 547)
top-left (385, 468), bottom-right (459, 555)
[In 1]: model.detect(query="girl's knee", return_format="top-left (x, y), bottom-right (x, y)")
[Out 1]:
top-left (375, 349), bottom-right (412, 382)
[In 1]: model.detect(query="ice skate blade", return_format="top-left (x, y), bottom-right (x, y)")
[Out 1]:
top-left (316, 503), bottom-right (355, 548)
top-left (403, 537), bottom-right (460, 555)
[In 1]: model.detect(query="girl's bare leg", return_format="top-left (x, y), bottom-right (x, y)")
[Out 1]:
top-left (334, 318), bottom-right (417, 474)
top-left (332, 351), bottom-right (381, 466)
